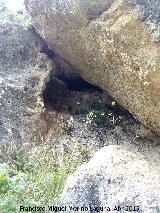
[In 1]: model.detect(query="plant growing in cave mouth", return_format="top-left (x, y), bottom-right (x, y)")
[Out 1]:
top-left (63, 116), bottom-right (75, 136)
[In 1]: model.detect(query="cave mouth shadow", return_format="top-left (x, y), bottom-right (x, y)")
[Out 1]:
top-left (40, 40), bottom-right (137, 126)
top-left (57, 74), bottom-right (103, 92)
top-left (32, 21), bottom-right (141, 130)
top-left (40, 38), bottom-right (136, 123)
top-left (37, 32), bottom-right (102, 111)
top-left (43, 73), bottom-right (103, 112)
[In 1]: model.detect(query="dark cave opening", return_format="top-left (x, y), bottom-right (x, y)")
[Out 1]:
top-left (41, 39), bottom-right (137, 126)
top-left (37, 32), bottom-right (103, 111)
top-left (43, 73), bottom-right (103, 112)
top-left (39, 35), bottom-right (136, 125)
top-left (33, 29), bottom-right (143, 128)
top-left (56, 74), bottom-right (103, 92)
top-left (40, 41), bottom-right (55, 59)
top-left (40, 42), bottom-right (102, 92)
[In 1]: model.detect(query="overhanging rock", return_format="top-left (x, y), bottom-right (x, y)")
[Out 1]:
top-left (25, 0), bottom-right (160, 135)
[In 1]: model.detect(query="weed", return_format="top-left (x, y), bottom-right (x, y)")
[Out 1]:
top-left (78, 146), bottom-right (91, 162)
top-left (89, 101), bottom-right (105, 111)
top-left (63, 117), bottom-right (75, 135)
top-left (0, 141), bottom-right (82, 212)
top-left (0, 163), bottom-right (36, 213)
top-left (6, 11), bottom-right (23, 23)
top-left (74, 108), bottom-right (88, 115)
top-left (6, 10), bottom-right (34, 30)
top-left (133, 134), bottom-right (142, 142)
top-left (23, 20), bottom-right (34, 30)
top-left (73, 100), bottom-right (118, 128)
top-left (73, 100), bottom-right (136, 131)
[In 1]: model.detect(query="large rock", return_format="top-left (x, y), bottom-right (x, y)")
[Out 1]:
top-left (61, 145), bottom-right (160, 212)
top-left (25, 0), bottom-right (160, 135)
top-left (0, 2), bottom-right (52, 145)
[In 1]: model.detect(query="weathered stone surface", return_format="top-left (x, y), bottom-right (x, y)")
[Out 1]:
top-left (25, 0), bottom-right (160, 135)
top-left (0, 2), bottom-right (52, 145)
top-left (61, 145), bottom-right (160, 212)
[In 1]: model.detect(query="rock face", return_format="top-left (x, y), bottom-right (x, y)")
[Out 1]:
top-left (25, 0), bottom-right (160, 135)
top-left (61, 145), bottom-right (160, 212)
top-left (0, 2), bottom-right (52, 145)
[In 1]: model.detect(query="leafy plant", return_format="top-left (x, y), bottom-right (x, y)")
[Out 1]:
top-left (6, 10), bottom-right (33, 30)
top-left (0, 141), bottom-right (82, 213)
top-left (78, 146), bottom-right (91, 162)
top-left (0, 163), bottom-right (36, 213)
top-left (6, 11), bottom-right (23, 23)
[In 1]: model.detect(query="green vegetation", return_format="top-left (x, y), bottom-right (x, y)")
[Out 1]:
top-left (74, 100), bottom-right (137, 131)
top-left (7, 11), bottom-right (22, 23)
top-left (0, 163), bottom-right (35, 213)
top-left (6, 10), bottom-right (33, 30)
top-left (63, 116), bottom-right (75, 136)
top-left (75, 101), bottom-right (125, 128)
top-left (133, 134), bottom-right (142, 142)
top-left (77, 145), bottom-right (91, 162)
top-left (0, 143), bottom-right (81, 212)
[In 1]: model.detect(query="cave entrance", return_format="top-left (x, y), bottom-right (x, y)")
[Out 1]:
top-left (43, 72), bottom-right (103, 112)
top-left (56, 74), bottom-right (103, 92)
top-left (37, 33), bottom-right (103, 112)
